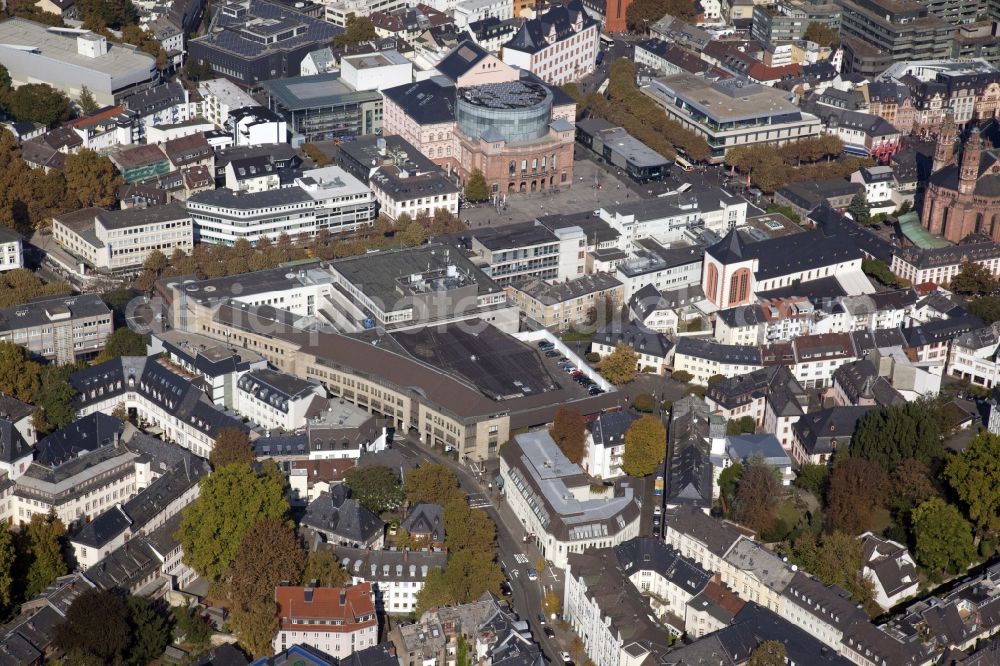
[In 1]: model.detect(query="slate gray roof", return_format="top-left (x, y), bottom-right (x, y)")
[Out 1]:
top-left (594, 321), bottom-right (672, 358)
top-left (70, 356), bottom-right (246, 440)
top-left (401, 502), bottom-right (444, 541)
top-left (861, 533), bottom-right (918, 598)
top-left (783, 571), bottom-right (867, 632)
top-left (588, 411), bottom-right (639, 450)
top-left (663, 504), bottom-right (744, 558)
top-left (382, 78), bottom-right (456, 125)
top-left (301, 485), bottom-right (384, 545)
top-left (666, 397), bottom-right (715, 509)
top-left (435, 40), bottom-right (491, 82)
top-left (0, 418), bottom-right (30, 466)
top-left (614, 537), bottom-right (711, 597)
top-left (503, 0), bottom-right (594, 55)
top-left (0, 294), bottom-right (111, 334)
top-left (674, 337), bottom-right (762, 365)
top-left (706, 226), bottom-right (863, 280)
top-left (792, 406), bottom-right (872, 457)
top-left (35, 413), bottom-right (123, 468)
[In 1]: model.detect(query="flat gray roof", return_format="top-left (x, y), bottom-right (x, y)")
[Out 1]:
top-left (262, 73), bottom-right (381, 111)
top-left (0, 19), bottom-right (154, 78)
top-left (645, 73), bottom-right (805, 124)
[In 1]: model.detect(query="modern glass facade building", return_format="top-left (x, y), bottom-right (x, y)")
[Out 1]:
top-left (456, 81), bottom-right (553, 144)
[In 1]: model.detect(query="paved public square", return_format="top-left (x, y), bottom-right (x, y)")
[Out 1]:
top-left (459, 156), bottom-right (644, 229)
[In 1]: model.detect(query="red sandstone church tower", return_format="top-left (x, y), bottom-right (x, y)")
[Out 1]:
top-left (922, 121), bottom-right (1000, 243)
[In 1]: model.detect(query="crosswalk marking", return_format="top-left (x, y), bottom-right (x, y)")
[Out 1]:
top-left (514, 553), bottom-right (529, 564)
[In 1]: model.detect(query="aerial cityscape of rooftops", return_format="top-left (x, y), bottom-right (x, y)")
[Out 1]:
top-left (1, 0), bottom-right (1000, 662)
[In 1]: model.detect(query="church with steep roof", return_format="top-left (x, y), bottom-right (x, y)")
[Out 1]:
top-left (701, 224), bottom-right (867, 310)
top-left (921, 112), bottom-right (1000, 243)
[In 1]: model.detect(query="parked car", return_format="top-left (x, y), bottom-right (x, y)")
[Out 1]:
top-left (589, 387), bottom-right (604, 395)
top-left (561, 652), bottom-right (572, 663)
top-left (544, 626), bottom-right (555, 638)
top-left (537, 613), bottom-right (546, 626)
top-left (545, 350), bottom-right (560, 357)
top-left (527, 567), bottom-right (538, 581)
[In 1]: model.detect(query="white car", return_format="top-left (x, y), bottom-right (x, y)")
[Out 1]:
top-left (561, 651), bottom-right (572, 663)
top-left (654, 505), bottom-right (661, 516)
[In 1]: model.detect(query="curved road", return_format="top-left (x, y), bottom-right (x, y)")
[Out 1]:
top-left (394, 438), bottom-right (564, 663)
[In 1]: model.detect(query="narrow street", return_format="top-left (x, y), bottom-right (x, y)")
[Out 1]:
top-left (393, 438), bottom-right (566, 663)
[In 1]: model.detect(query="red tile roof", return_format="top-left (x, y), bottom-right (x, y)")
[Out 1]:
top-left (275, 583), bottom-right (377, 632)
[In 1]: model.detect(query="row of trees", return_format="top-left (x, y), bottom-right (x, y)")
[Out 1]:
top-left (563, 59), bottom-right (711, 163)
top-left (132, 210), bottom-right (466, 291)
top-left (724, 138), bottom-right (873, 193)
top-left (626, 0), bottom-right (698, 27)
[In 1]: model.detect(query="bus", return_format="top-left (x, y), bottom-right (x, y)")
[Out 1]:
top-left (654, 474), bottom-right (664, 496)
top-left (599, 33), bottom-right (615, 49)
top-left (674, 155), bottom-right (697, 172)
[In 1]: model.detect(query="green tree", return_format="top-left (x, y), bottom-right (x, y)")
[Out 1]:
top-left (0, 525), bottom-right (15, 610)
top-left (31, 363), bottom-right (78, 434)
top-left (302, 549), bottom-right (349, 588)
top-left (19, 513), bottom-right (67, 599)
top-left (718, 463), bottom-right (742, 515)
top-left (543, 590), bottom-right (561, 615)
top-left (549, 406), bottom-right (586, 464)
top-left (126, 596), bottom-right (171, 666)
top-left (456, 634), bottom-right (471, 666)
top-left (5, 84), bottom-right (69, 126)
top-left (626, 0), bottom-right (698, 27)
top-left (176, 464), bottom-right (289, 581)
top-left (733, 456), bottom-right (780, 535)
top-left (0, 341), bottom-right (41, 402)
top-left (826, 457), bottom-right (888, 535)
top-left (77, 86), bottom-right (100, 115)
top-left (95, 327), bottom-right (148, 362)
top-left (228, 519), bottom-right (304, 656)
top-left (621, 415), bottom-right (665, 477)
top-left (172, 606), bottom-right (212, 649)
top-left (945, 431), bottom-right (1000, 534)
top-left (969, 295), bottom-right (1000, 325)
top-left (852, 401), bottom-right (942, 471)
top-left (443, 497), bottom-right (495, 554)
top-left (229, 596), bottom-right (278, 659)
top-left (76, 0), bottom-right (137, 28)
top-left (747, 640), bottom-right (787, 666)
top-left (403, 463), bottom-right (462, 506)
top-left (803, 21), bottom-right (839, 46)
top-left (0, 64), bottom-right (10, 92)
top-left (55, 588), bottom-right (131, 665)
top-left (912, 498), bottom-right (976, 575)
top-left (464, 169), bottom-right (489, 202)
top-left (344, 464), bottom-right (405, 513)
top-left (600, 343), bottom-right (638, 385)
top-left (333, 15), bottom-right (377, 46)
top-left (793, 463), bottom-right (830, 502)
top-left (208, 427), bottom-right (254, 469)
top-left (64, 148), bottom-right (123, 208)
top-left (951, 261), bottom-right (998, 296)
top-left (0, 269), bottom-right (72, 308)
top-left (632, 393), bottom-right (656, 413)
top-left (848, 190), bottom-right (871, 226)
top-left (726, 416), bottom-right (756, 435)
top-left (670, 370), bottom-right (693, 383)
top-left (788, 531), bottom-right (875, 611)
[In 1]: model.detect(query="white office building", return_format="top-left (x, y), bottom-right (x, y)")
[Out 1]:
top-left (235, 368), bottom-right (327, 433)
top-left (187, 166), bottom-right (376, 245)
